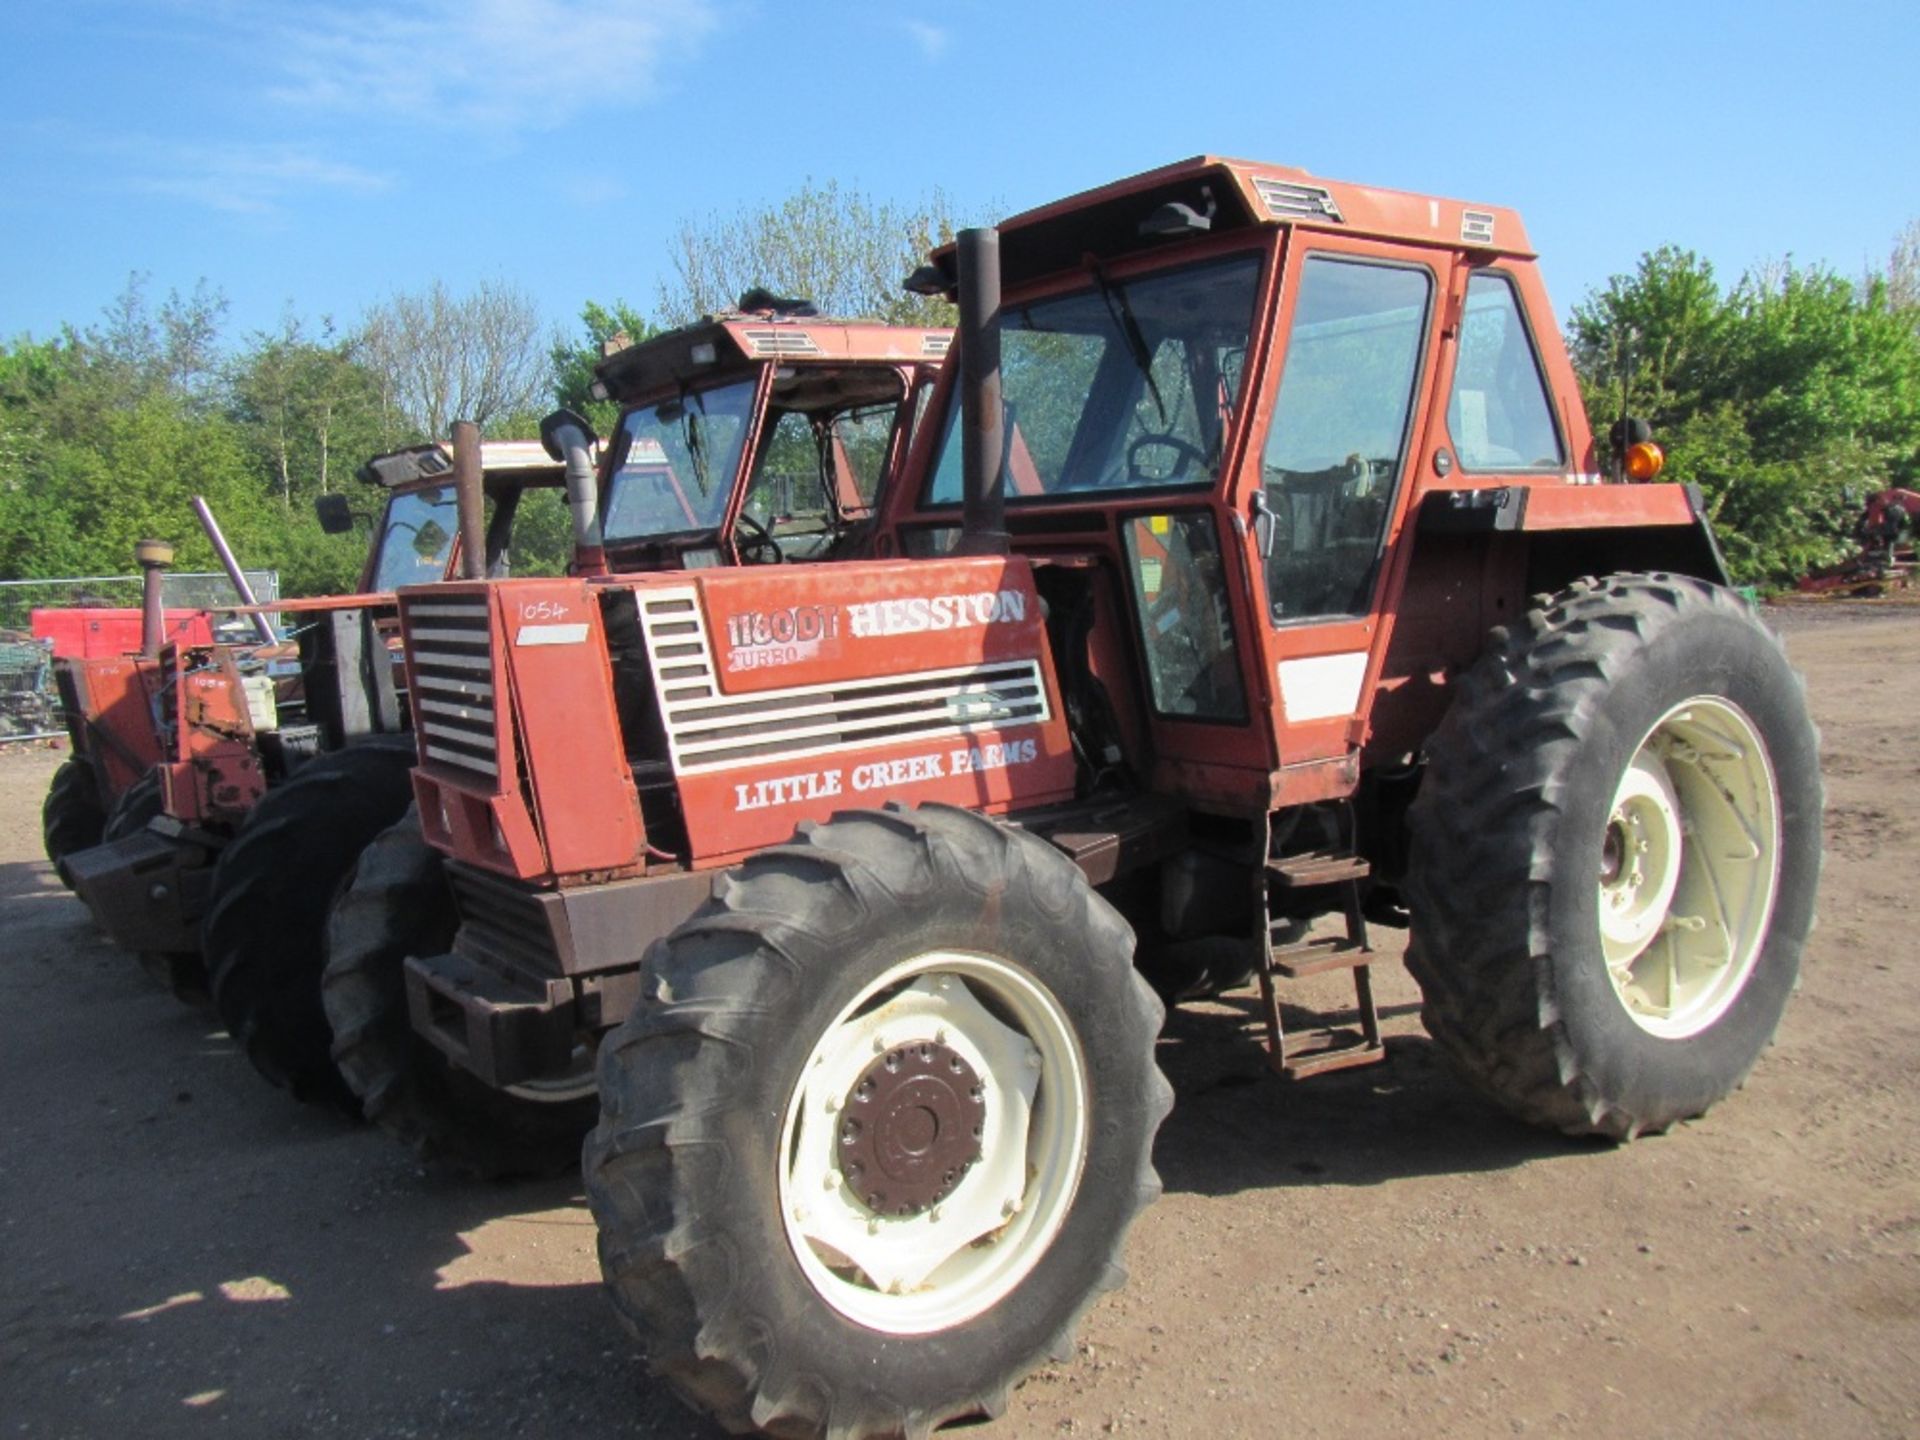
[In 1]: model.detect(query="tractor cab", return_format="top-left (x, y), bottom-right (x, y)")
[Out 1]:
top-left (880, 157), bottom-right (1723, 811)
top-left (590, 307), bottom-right (948, 570)
top-left (345, 439), bottom-right (572, 589)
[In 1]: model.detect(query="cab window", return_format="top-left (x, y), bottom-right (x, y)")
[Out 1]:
top-left (1124, 512), bottom-right (1247, 722)
top-left (1446, 273), bottom-right (1564, 471)
top-left (1261, 257), bottom-right (1432, 621)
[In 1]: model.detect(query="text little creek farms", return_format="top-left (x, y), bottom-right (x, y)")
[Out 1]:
top-left (732, 738), bottom-right (1040, 812)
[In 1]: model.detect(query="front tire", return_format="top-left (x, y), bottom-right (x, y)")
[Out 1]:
top-left (584, 804), bottom-right (1170, 1440)
top-left (1404, 574), bottom-right (1822, 1139)
top-left (103, 769), bottom-right (207, 999)
top-left (322, 809), bottom-right (599, 1176)
top-left (42, 758), bottom-right (107, 889)
top-left (202, 744), bottom-right (416, 1111)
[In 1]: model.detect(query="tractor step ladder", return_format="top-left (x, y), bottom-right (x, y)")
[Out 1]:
top-left (1256, 847), bottom-right (1385, 1079)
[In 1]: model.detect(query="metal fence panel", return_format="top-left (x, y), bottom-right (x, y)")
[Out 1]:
top-left (0, 570), bottom-right (279, 741)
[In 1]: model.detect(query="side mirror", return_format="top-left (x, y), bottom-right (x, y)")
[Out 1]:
top-left (314, 493), bottom-right (354, 534)
top-left (412, 519), bottom-right (450, 560)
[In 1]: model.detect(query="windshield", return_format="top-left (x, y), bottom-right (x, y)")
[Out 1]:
top-left (926, 253), bottom-right (1263, 503)
top-left (370, 487), bottom-right (458, 591)
top-left (603, 379), bottom-right (757, 542)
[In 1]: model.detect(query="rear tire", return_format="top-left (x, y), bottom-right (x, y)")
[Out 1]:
top-left (42, 758), bottom-right (106, 889)
top-left (103, 770), bottom-right (207, 999)
top-left (322, 809), bottom-right (599, 1176)
top-left (584, 804), bottom-right (1170, 1440)
top-left (1404, 574), bottom-right (1822, 1139)
top-left (202, 744), bottom-right (416, 1111)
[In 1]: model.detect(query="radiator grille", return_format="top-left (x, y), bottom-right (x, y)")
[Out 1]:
top-left (448, 863), bottom-right (560, 978)
top-left (637, 586), bottom-right (1051, 776)
top-left (404, 595), bottom-right (499, 779)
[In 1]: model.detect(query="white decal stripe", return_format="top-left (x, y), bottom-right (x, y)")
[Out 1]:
top-left (516, 622), bottom-right (590, 647)
top-left (1277, 652), bottom-right (1369, 723)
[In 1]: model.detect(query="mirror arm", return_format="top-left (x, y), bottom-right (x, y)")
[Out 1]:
top-left (1250, 487), bottom-right (1278, 559)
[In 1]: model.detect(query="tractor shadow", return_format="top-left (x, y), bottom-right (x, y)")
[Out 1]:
top-left (0, 854), bottom-right (725, 1440)
top-left (1150, 988), bottom-right (1593, 1198)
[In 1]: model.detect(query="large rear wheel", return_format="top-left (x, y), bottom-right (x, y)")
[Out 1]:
top-left (202, 744), bottom-right (416, 1111)
top-left (322, 808), bottom-right (599, 1176)
top-left (584, 804), bottom-right (1170, 1440)
top-left (1404, 573), bottom-right (1822, 1139)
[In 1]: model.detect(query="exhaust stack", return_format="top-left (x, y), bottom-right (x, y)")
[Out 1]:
top-left (135, 539), bottom-right (174, 658)
top-left (540, 409), bottom-right (608, 577)
top-left (450, 421), bottom-right (488, 582)
top-left (189, 495), bottom-right (277, 645)
top-left (955, 227), bottom-right (1008, 557)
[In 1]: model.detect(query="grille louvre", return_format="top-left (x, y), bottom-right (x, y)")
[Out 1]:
top-left (1253, 177), bottom-right (1345, 223)
top-left (449, 864), bottom-right (559, 978)
top-left (740, 327), bottom-right (823, 357)
top-left (637, 586), bottom-right (1052, 776)
top-left (403, 592), bottom-right (500, 781)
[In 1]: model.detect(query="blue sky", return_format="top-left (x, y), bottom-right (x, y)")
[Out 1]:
top-left (2, 0), bottom-right (1915, 351)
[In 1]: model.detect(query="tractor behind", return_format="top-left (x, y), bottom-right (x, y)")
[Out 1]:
top-left (175, 309), bottom-right (949, 1111)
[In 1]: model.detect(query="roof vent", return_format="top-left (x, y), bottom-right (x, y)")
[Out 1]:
top-left (741, 328), bottom-right (823, 357)
top-left (1253, 178), bottom-right (1344, 223)
top-left (1462, 210), bottom-right (1496, 245)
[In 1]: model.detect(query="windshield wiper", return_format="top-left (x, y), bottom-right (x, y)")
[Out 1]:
top-left (680, 388), bottom-right (712, 497)
top-left (1083, 254), bottom-right (1167, 426)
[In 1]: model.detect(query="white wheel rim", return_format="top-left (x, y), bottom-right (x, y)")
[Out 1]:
top-left (1597, 697), bottom-right (1782, 1039)
top-left (777, 951), bottom-right (1089, 1335)
top-left (504, 1046), bottom-right (596, 1103)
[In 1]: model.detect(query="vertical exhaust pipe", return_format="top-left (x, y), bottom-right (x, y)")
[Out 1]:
top-left (135, 539), bottom-right (174, 658)
top-left (956, 227), bottom-right (1009, 557)
top-left (450, 421), bottom-right (488, 582)
top-left (189, 495), bottom-right (278, 645)
top-left (539, 409), bottom-right (608, 577)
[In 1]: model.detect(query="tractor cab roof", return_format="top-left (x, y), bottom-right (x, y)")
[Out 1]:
top-left (356, 440), bottom-right (564, 496)
top-left (593, 311), bottom-right (952, 408)
top-left (914, 155), bottom-right (1534, 296)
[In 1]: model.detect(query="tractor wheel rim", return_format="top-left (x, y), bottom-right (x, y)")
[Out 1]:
top-left (1598, 697), bottom-right (1782, 1039)
top-left (777, 951), bottom-right (1089, 1335)
top-left (504, 1046), bottom-right (596, 1103)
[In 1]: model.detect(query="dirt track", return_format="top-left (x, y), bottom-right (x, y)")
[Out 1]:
top-left (3, 605), bottom-right (1917, 1440)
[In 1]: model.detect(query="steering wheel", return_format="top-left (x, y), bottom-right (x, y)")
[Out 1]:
top-left (733, 512), bottom-right (785, 565)
top-left (1127, 432), bottom-right (1209, 484)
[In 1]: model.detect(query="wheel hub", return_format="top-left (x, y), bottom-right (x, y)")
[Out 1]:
top-left (1596, 698), bottom-right (1782, 1038)
top-left (839, 1040), bottom-right (985, 1216)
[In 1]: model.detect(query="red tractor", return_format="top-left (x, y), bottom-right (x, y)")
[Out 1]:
top-left (1797, 485), bottom-right (1920, 595)
top-left (46, 437), bottom-right (566, 1003)
top-left (328, 158), bottom-right (1821, 1439)
top-left (192, 310), bottom-right (947, 1109)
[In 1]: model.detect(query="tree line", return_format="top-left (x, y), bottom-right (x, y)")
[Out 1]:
top-left (1, 186), bottom-right (1914, 600)
top-left (1570, 222), bottom-right (1920, 585)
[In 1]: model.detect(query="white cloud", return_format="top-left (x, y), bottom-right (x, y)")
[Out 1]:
top-left (126, 142), bottom-right (392, 215)
top-left (901, 18), bottom-right (949, 60)
top-left (260, 0), bottom-right (721, 134)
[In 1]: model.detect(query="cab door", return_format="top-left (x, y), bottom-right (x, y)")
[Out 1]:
top-left (1239, 234), bottom-right (1453, 794)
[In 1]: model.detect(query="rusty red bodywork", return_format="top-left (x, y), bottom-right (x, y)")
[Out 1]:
top-left (397, 155), bottom-right (1730, 1091)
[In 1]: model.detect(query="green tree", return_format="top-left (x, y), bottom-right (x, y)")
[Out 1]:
top-left (658, 179), bottom-right (966, 329)
top-left (1569, 240), bottom-right (1920, 588)
top-left (550, 299), bottom-right (659, 434)
top-left (229, 312), bottom-right (397, 507)
top-left (1567, 246), bottom-right (1727, 432)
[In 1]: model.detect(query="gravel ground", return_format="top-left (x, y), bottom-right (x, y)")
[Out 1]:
top-left (1, 603), bottom-right (1916, 1440)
